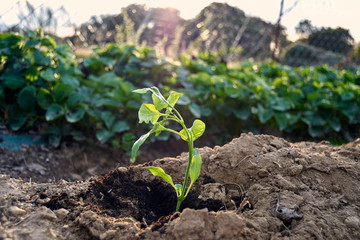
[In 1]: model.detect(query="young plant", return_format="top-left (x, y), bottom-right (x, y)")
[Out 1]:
top-left (131, 86), bottom-right (205, 212)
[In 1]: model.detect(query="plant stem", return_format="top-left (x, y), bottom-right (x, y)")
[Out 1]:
top-left (176, 127), bottom-right (194, 212)
top-left (176, 199), bottom-right (182, 212)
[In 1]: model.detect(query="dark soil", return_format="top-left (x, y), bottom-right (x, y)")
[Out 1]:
top-left (0, 134), bottom-right (214, 183)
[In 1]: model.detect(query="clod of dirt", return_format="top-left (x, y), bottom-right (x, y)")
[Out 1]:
top-left (1, 133), bottom-right (360, 239)
top-left (272, 195), bottom-right (303, 227)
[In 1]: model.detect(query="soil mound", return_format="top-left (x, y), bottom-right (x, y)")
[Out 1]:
top-left (1, 133), bottom-right (360, 239)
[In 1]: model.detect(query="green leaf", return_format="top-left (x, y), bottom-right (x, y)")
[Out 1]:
top-left (67, 92), bottom-right (84, 108)
top-left (257, 104), bottom-right (274, 123)
top-left (61, 74), bottom-right (80, 88)
top-left (41, 36), bottom-right (56, 47)
top-left (70, 130), bottom-right (85, 141)
top-left (131, 130), bottom-right (152, 162)
top-left (9, 115), bottom-right (29, 131)
top-left (17, 86), bottom-right (36, 111)
top-left (25, 39), bottom-right (40, 48)
top-left (45, 104), bottom-right (65, 121)
top-left (66, 104), bottom-right (86, 123)
top-left (138, 104), bottom-right (163, 124)
top-left (25, 66), bottom-right (39, 82)
top-left (180, 119), bottom-right (206, 141)
top-left (53, 83), bottom-right (74, 103)
top-left (101, 111), bottom-right (116, 129)
top-left (274, 112), bottom-right (288, 131)
top-left (40, 69), bottom-right (57, 81)
top-left (152, 93), bottom-right (168, 110)
top-left (233, 107), bottom-right (250, 120)
top-left (99, 98), bottom-right (123, 108)
top-left (271, 101), bottom-right (290, 111)
top-left (96, 129), bottom-right (113, 143)
top-left (329, 117), bottom-right (341, 132)
top-left (189, 149), bottom-right (202, 190)
top-left (167, 91), bottom-right (183, 107)
top-left (33, 49), bottom-right (51, 65)
top-left (112, 120), bottom-right (130, 133)
top-left (133, 87), bottom-right (168, 106)
top-left (201, 106), bottom-right (212, 117)
top-left (133, 88), bottom-right (151, 94)
top-left (302, 111), bottom-right (326, 126)
top-left (175, 184), bottom-right (182, 196)
top-left (189, 103), bottom-right (201, 118)
top-left (143, 166), bottom-right (177, 191)
top-left (4, 74), bottom-right (25, 90)
top-left (150, 122), bottom-right (164, 136)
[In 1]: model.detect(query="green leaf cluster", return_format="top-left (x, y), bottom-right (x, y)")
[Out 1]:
top-left (179, 56), bottom-right (360, 142)
top-left (132, 87), bottom-right (205, 212)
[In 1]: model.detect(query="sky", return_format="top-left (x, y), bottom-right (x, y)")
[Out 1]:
top-left (1, 0), bottom-right (359, 42)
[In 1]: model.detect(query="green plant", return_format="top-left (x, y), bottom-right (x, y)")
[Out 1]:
top-left (131, 86), bottom-right (205, 212)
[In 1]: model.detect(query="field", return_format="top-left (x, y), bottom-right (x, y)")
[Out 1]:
top-left (1, 31), bottom-right (360, 239)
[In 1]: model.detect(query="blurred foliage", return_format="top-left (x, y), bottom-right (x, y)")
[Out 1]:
top-left (0, 30), bottom-right (173, 150)
top-left (178, 54), bottom-right (360, 143)
top-left (1, 30), bottom-right (360, 151)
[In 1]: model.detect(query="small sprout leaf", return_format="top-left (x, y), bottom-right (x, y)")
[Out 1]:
top-left (133, 88), bottom-right (151, 94)
top-left (167, 91), bottom-right (183, 107)
top-left (138, 104), bottom-right (163, 124)
top-left (189, 149), bottom-right (202, 187)
top-left (175, 184), bottom-right (182, 196)
top-left (149, 87), bottom-right (167, 104)
top-left (131, 130), bottom-right (152, 163)
top-left (152, 93), bottom-right (168, 110)
top-left (152, 122), bottom-right (167, 136)
top-left (180, 119), bottom-right (205, 141)
top-left (131, 86), bottom-right (205, 212)
top-left (191, 119), bottom-right (206, 141)
top-left (143, 166), bottom-right (176, 190)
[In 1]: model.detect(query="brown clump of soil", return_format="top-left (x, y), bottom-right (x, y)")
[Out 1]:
top-left (1, 133), bottom-right (360, 239)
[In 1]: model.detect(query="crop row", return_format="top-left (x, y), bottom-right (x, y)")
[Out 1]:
top-left (1, 31), bottom-right (359, 151)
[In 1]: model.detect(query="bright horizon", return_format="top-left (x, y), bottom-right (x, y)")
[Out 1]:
top-left (1, 0), bottom-right (360, 42)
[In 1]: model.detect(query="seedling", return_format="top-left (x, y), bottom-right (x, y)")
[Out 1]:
top-left (131, 87), bottom-right (205, 212)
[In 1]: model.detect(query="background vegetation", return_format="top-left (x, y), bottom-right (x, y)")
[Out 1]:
top-left (1, 2), bottom-right (360, 153)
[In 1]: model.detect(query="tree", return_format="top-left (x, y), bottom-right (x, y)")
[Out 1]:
top-left (307, 27), bottom-right (354, 55)
top-left (295, 19), bottom-right (315, 38)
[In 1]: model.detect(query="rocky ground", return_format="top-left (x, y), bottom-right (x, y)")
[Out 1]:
top-left (1, 133), bottom-right (360, 239)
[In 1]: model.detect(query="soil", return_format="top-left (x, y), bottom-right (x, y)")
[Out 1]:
top-left (1, 133), bottom-right (360, 239)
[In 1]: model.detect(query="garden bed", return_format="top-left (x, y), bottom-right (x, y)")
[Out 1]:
top-left (1, 133), bottom-right (360, 239)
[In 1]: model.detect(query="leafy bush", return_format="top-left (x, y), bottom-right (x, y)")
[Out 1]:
top-left (0, 30), bottom-right (180, 151)
top-left (0, 30), bottom-right (83, 143)
top-left (1, 31), bottom-right (359, 150)
top-left (179, 55), bottom-right (360, 142)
